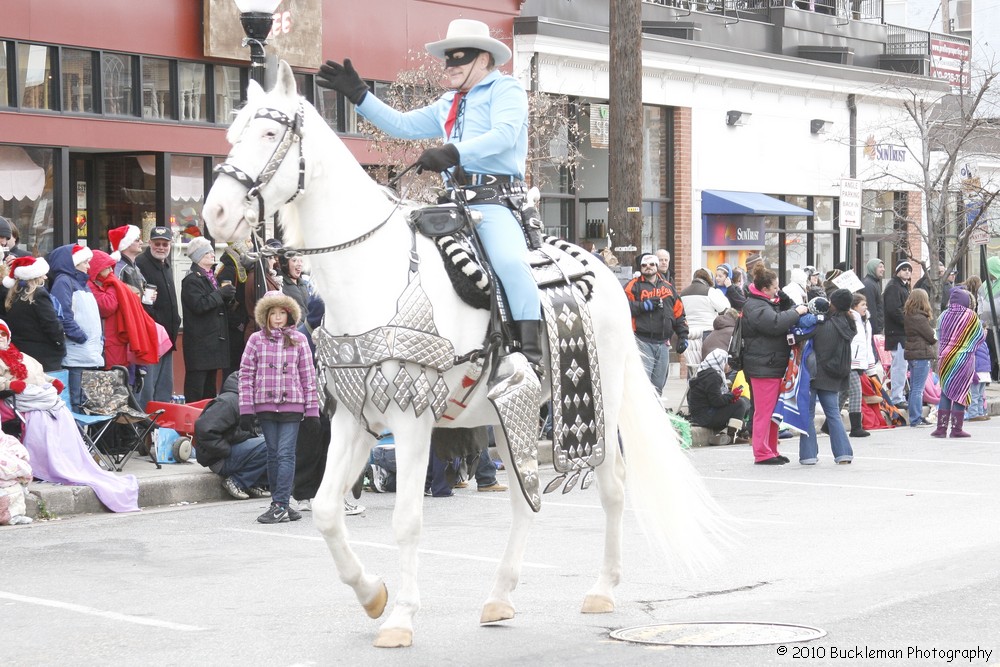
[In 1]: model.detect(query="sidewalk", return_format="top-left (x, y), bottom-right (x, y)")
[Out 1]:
top-left (22, 373), bottom-right (1000, 520)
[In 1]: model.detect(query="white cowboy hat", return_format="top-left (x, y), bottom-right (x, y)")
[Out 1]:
top-left (425, 19), bottom-right (511, 66)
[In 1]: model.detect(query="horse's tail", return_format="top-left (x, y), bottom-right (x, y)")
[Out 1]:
top-left (618, 347), bottom-right (734, 569)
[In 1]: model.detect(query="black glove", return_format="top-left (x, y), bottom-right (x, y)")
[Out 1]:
top-left (219, 283), bottom-right (237, 302)
top-left (676, 339), bottom-right (689, 355)
top-left (415, 144), bottom-right (460, 174)
top-left (316, 59), bottom-right (369, 105)
top-left (239, 414), bottom-right (255, 432)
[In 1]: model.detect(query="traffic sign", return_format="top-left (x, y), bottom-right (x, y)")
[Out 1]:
top-left (970, 226), bottom-right (989, 246)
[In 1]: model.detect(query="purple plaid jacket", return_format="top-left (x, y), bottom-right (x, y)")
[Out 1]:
top-left (238, 327), bottom-right (319, 418)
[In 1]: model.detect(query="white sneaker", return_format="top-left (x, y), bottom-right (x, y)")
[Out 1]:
top-left (298, 498), bottom-right (312, 512)
top-left (288, 497), bottom-right (300, 511)
top-left (344, 499), bottom-right (365, 516)
top-left (370, 464), bottom-right (390, 493)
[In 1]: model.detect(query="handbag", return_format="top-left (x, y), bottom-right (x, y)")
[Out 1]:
top-left (727, 313), bottom-right (746, 371)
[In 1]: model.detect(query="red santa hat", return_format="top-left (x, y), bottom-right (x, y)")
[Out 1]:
top-left (3, 255), bottom-right (51, 289)
top-left (72, 244), bottom-right (93, 266)
top-left (108, 224), bottom-right (140, 261)
top-left (0, 318), bottom-right (10, 339)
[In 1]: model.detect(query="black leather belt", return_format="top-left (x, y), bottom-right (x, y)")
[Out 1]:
top-left (460, 173), bottom-right (516, 186)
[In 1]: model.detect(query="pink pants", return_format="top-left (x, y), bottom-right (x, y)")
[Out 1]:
top-left (749, 377), bottom-right (782, 462)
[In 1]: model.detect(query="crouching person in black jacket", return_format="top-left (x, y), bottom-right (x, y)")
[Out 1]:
top-left (194, 371), bottom-right (270, 500)
top-left (688, 348), bottom-right (750, 445)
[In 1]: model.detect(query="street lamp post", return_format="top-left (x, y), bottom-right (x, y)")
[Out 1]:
top-left (234, 0), bottom-right (282, 86)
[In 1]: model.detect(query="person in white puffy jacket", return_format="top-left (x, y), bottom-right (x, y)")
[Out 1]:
top-left (846, 292), bottom-right (877, 437)
top-left (782, 268), bottom-right (808, 306)
top-left (680, 268), bottom-right (730, 340)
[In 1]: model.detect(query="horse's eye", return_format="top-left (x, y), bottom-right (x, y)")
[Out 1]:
top-left (264, 129), bottom-right (278, 140)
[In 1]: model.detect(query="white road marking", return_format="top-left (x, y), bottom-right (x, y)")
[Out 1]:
top-left (701, 447), bottom-right (1000, 467)
top-left (0, 591), bottom-right (203, 631)
top-left (224, 528), bottom-right (556, 569)
top-left (701, 476), bottom-right (983, 496)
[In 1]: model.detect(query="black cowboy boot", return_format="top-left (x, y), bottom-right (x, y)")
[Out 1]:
top-left (515, 320), bottom-right (545, 379)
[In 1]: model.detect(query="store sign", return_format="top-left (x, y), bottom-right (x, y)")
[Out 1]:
top-left (590, 104), bottom-right (610, 149)
top-left (702, 215), bottom-right (765, 248)
top-left (203, 0), bottom-right (322, 69)
top-left (930, 38), bottom-right (972, 92)
top-left (839, 178), bottom-right (861, 229)
top-left (863, 136), bottom-right (906, 163)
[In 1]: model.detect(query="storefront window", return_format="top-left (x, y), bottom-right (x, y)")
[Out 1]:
top-left (0, 145), bottom-right (56, 256)
top-left (540, 198), bottom-right (573, 239)
top-left (169, 155), bottom-right (206, 241)
top-left (642, 106), bottom-right (666, 199)
top-left (142, 57), bottom-right (174, 120)
top-left (214, 65), bottom-right (241, 125)
top-left (61, 48), bottom-right (95, 113)
top-left (17, 43), bottom-right (55, 110)
top-left (316, 86), bottom-right (339, 130)
top-left (0, 42), bottom-right (8, 108)
top-left (178, 62), bottom-right (207, 122)
top-left (102, 53), bottom-right (134, 116)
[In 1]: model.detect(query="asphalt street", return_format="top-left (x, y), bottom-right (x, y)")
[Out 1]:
top-left (2, 421), bottom-right (998, 666)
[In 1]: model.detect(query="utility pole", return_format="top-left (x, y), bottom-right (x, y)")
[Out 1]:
top-left (609, 0), bottom-right (643, 271)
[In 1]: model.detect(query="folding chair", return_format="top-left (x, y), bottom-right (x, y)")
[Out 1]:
top-left (78, 366), bottom-right (165, 471)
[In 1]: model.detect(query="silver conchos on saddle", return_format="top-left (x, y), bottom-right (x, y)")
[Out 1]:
top-left (532, 248), bottom-right (606, 494)
top-left (313, 275), bottom-right (453, 436)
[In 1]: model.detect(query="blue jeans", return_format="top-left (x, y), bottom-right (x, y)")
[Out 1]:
top-left (217, 436), bottom-right (269, 490)
top-left (967, 382), bottom-right (987, 418)
top-left (259, 419), bottom-right (300, 506)
top-left (66, 367), bottom-right (86, 411)
top-left (138, 350), bottom-right (174, 409)
top-left (474, 205), bottom-right (540, 321)
top-left (889, 343), bottom-right (909, 404)
top-left (799, 389), bottom-right (854, 464)
top-left (938, 394), bottom-right (965, 411)
top-left (907, 359), bottom-right (931, 424)
top-left (635, 337), bottom-right (670, 395)
top-left (474, 448), bottom-right (498, 488)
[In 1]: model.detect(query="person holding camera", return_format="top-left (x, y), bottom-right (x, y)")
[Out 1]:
top-left (181, 237), bottom-right (235, 402)
top-left (624, 252), bottom-right (689, 394)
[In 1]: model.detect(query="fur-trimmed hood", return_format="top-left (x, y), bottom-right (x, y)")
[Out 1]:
top-left (254, 290), bottom-right (301, 329)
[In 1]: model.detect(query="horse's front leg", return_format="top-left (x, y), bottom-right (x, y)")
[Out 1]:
top-left (372, 419), bottom-right (433, 647)
top-left (480, 427), bottom-right (536, 624)
top-left (312, 414), bottom-right (387, 623)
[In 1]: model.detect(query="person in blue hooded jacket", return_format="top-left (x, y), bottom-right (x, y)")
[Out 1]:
top-left (48, 243), bottom-right (104, 409)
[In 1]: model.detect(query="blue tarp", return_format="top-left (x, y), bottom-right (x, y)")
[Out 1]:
top-left (702, 190), bottom-right (814, 216)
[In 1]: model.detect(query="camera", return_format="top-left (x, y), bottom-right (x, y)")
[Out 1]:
top-left (786, 333), bottom-right (796, 346)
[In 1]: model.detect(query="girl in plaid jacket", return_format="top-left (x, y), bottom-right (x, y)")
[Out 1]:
top-left (239, 291), bottom-right (319, 524)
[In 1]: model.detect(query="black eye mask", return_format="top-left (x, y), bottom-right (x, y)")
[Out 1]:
top-left (445, 48), bottom-right (481, 68)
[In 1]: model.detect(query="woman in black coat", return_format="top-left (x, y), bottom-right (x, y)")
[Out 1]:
top-left (4, 272), bottom-right (66, 372)
top-left (181, 238), bottom-right (236, 402)
top-left (688, 348), bottom-right (750, 444)
top-left (799, 288), bottom-right (857, 465)
top-left (741, 263), bottom-right (808, 465)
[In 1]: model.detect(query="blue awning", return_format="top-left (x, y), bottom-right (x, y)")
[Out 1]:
top-left (702, 190), bottom-right (813, 216)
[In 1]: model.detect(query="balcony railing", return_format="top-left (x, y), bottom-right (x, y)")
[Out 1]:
top-left (644, 0), bottom-right (882, 24)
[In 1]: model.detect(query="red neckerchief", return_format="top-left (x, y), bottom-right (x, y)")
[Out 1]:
top-left (444, 92), bottom-right (465, 138)
top-left (0, 343), bottom-right (28, 381)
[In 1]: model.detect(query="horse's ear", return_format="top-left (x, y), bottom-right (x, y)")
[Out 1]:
top-left (247, 79), bottom-right (265, 104)
top-left (272, 60), bottom-right (297, 97)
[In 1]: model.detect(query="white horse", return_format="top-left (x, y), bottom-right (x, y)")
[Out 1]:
top-left (203, 62), bottom-right (727, 648)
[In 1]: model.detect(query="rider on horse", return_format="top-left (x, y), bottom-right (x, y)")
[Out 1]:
top-left (317, 19), bottom-right (543, 381)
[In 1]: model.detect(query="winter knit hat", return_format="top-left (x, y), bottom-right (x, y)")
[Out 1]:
top-left (108, 224), bottom-right (140, 261)
top-left (865, 258), bottom-right (883, 278)
top-left (790, 268), bottom-right (807, 288)
top-left (186, 237), bottom-right (214, 264)
top-left (0, 318), bottom-right (9, 339)
top-left (0, 216), bottom-right (12, 239)
top-left (72, 244), bottom-right (93, 267)
top-left (830, 288), bottom-right (853, 313)
top-left (894, 260), bottom-right (913, 274)
top-left (948, 286), bottom-right (971, 309)
top-left (825, 268), bottom-right (842, 283)
top-left (716, 263), bottom-right (733, 279)
top-left (254, 290), bottom-right (301, 329)
top-left (2, 255), bottom-right (49, 288)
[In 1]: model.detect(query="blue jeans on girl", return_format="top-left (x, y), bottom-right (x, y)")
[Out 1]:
top-left (259, 419), bottom-right (300, 506)
top-left (799, 389), bottom-right (854, 464)
top-left (907, 359), bottom-right (931, 425)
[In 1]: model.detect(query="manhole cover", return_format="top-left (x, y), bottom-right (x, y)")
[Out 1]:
top-left (610, 621), bottom-right (826, 647)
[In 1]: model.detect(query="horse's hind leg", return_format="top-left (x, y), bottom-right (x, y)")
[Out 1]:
top-left (582, 421), bottom-right (626, 614)
top-left (312, 415), bottom-right (388, 622)
top-left (480, 428), bottom-right (536, 624)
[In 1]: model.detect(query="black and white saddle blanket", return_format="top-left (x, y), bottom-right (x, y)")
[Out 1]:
top-left (434, 234), bottom-right (606, 498)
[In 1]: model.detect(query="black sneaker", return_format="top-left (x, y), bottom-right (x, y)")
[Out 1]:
top-left (257, 503), bottom-right (289, 524)
top-left (287, 506), bottom-right (302, 522)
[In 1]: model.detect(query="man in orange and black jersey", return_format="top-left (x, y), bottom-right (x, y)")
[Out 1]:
top-left (624, 253), bottom-right (689, 394)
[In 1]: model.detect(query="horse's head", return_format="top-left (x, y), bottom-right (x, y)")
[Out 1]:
top-left (203, 61), bottom-right (306, 243)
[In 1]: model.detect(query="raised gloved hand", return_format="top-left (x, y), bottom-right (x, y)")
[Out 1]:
top-left (415, 144), bottom-right (460, 174)
top-left (316, 59), bottom-right (369, 105)
top-left (642, 299), bottom-right (655, 312)
top-left (51, 379), bottom-right (65, 394)
top-left (9, 380), bottom-right (26, 394)
top-left (219, 283), bottom-right (237, 302)
top-left (239, 414), bottom-right (256, 432)
top-left (799, 313), bottom-right (818, 328)
top-left (675, 339), bottom-right (689, 354)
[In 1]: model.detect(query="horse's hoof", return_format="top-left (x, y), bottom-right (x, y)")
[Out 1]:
top-left (363, 582), bottom-right (388, 619)
top-left (480, 601), bottom-right (515, 624)
top-left (373, 627), bottom-right (412, 648)
top-left (581, 594), bottom-right (615, 614)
